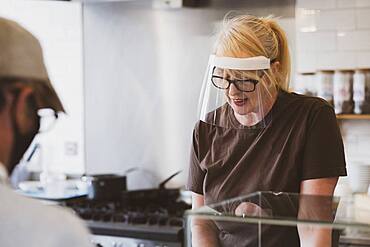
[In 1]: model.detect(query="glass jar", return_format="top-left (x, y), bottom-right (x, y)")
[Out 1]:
top-left (333, 70), bottom-right (354, 114)
top-left (316, 70), bottom-right (334, 106)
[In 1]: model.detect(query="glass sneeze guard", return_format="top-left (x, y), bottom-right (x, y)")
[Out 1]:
top-left (184, 191), bottom-right (370, 247)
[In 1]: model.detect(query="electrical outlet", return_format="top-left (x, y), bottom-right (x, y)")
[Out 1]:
top-left (152, 0), bottom-right (182, 9)
top-left (65, 142), bottom-right (78, 156)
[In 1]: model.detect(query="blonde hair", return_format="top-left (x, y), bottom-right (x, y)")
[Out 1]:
top-left (214, 14), bottom-right (291, 91)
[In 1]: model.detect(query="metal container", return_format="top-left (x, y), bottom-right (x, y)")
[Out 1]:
top-left (83, 174), bottom-right (127, 201)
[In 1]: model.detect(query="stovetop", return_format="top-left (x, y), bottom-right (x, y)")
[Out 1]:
top-left (60, 189), bottom-right (191, 242)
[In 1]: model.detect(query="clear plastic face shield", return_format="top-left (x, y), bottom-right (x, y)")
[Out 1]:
top-left (198, 55), bottom-right (274, 129)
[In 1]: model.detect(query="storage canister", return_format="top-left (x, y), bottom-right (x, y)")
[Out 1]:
top-left (353, 70), bottom-right (366, 114)
top-left (333, 70), bottom-right (354, 114)
top-left (363, 70), bottom-right (370, 114)
top-left (316, 70), bottom-right (334, 106)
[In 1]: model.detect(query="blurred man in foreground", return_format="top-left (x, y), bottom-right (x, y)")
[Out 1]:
top-left (0, 17), bottom-right (92, 247)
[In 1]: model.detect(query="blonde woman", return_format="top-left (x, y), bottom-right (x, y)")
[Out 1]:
top-left (187, 14), bottom-right (346, 247)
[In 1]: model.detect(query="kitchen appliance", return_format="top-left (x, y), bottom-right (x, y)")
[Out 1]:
top-left (61, 171), bottom-right (191, 247)
top-left (83, 174), bottom-right (127, 200)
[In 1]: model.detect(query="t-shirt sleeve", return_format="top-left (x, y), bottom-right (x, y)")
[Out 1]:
top-left (301, 105), bottom-right (347, 180)
top-left (186, 123), bottom-right (206, 194)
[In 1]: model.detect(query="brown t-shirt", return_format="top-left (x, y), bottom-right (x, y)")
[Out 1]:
top-left (186, 90), bottom-right (347, 246)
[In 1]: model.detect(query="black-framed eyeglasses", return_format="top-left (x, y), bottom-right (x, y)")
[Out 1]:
top-left (211, 66), bottom-right (262, 92)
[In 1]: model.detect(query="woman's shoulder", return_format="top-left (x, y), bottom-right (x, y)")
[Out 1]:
top-left (281, 90), bottom-right (332, 110)
top-left (276, 90), bottom-right (336, 124)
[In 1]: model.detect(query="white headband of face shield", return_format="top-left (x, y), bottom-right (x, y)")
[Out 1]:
top-left (209, 55), bottom-right (271, 70)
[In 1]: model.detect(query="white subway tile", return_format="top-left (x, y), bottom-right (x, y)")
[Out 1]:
top-left (341, 121), bottom-right (370, 134)
top-left (342, 126), bottom-right (370, 164)
top-left (344, 146), bottom-right (360, 157)
top-left (346, 153), bottom-right (370, 164)
top-left (316, 52), bottom-right (338, 70)
top-left (316, 51), bottom-right (356, 70)
top-left (296, 52), bottom-right (317, 73)
top-left (297, 31), bottom-right (336, 51)
top-left (355, 147), bottom-right (370, 161)
top-left (343, 135), bottom-right (359, 146)
top-left (296, 8), bottom-right (317, 32)
top-left (356, 51), bottom-right (370, 68)
top-left (338, 30), bottom-right (370, 50)
top-left (297, 0), bottom-right (336, 9)
top-left (356, 0), bottom-right (370, 7)
top-left (355, 8), bottom-right (370, 29)
top-left (358, 134), bottom-right (370, 143)
top-left (353, 31), bottom-right (370, 50)
top-left (337, 0), bottom-right (358, 8)
top-left (316, 9), bottom-right (356, 30)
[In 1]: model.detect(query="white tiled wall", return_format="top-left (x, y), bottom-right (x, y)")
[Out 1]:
top-left (296, 0), bottom-right (370, 72)
top-left (340, 121), bottom-right (370, 164)
top-left (297, 31), bottom-right (337, 51)
top-left (355, 9), bottom-right (370, 28)
top-left (336, 0), bottom-right (357, 8)
top-left (357, 0), bottom-right (370, 7)
top-left (296, 0), bottom-right (336, 9)
top-left (316, 9), bottom-right (356, 30)
top-left (316, 51), bottom-right (356, 70)
top-left (296, 0), bottom-right (370, 168)
top-left (338, 31), bottom-right (370, 51)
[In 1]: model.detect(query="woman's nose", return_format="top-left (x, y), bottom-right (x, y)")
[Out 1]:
top-left (228, 83), bottom-right (241, 96)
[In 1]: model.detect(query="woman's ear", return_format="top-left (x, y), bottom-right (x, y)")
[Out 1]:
top-left (271, 61), bottom-right (281, 73)
top-left (14, 87), bottom-right (37, 134)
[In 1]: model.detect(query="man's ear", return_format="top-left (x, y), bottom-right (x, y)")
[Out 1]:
top-left (14, 87), bottom-right (36, 134)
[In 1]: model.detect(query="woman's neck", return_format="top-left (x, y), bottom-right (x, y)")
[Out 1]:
top-left (234, 88), bottom-right (278, 126)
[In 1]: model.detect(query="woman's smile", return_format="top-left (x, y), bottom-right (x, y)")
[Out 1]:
top-left (231, 98), bottom-right (248, 107)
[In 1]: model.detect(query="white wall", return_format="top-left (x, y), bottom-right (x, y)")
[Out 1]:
top-left (296, 0), bottom-right (370, 72)
top-left (340, 120), bottom-right (370, 163)
top-left (83, 2), bottom-right (221, 187)
top-left (0, 0), bottom-right (85, 174)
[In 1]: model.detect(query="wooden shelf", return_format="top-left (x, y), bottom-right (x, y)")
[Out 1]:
top-left (336, 114), bottom-right (370, 120)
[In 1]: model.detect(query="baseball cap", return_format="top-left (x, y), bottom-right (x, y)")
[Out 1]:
top-left (0, 17), bottom-right (65, 113)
